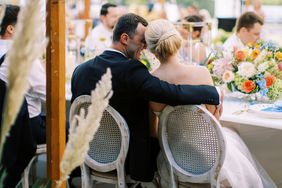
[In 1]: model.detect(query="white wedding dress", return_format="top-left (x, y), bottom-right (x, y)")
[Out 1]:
top-left (157, 125), bottom-right (277, 188)
top-left (218, 127), bottom-right (276, 188)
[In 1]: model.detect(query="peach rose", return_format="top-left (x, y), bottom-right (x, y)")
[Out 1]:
top-left (265, 75), bottom-right (276, 88)
top-left (242, 80), bottom-right (256, 93)
top-left (235, 50), bottom-right (246, 61)
top-left (222, 70), bottom-right (235, 83)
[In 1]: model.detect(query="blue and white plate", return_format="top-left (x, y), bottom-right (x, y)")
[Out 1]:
top-left (248, 103), bottom-right (282, 119)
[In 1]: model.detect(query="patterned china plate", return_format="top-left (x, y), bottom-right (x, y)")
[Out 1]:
top-left (248, 103), bottom-right (282, 119)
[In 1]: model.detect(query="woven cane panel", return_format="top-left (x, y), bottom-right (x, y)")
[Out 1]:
top-left (166, 107), bottom-right (219, 175)
top-left (88, 110), bottom-right (122, 164)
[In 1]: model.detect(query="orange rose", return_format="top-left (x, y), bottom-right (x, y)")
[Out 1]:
top-left (251, 49), bottom-right (260, 60)
top-left (242, 80), bottom-right (256, 93)
top-left (275, 51), bottom-right (282, 61)
top-left (235, 50), bottom-right (245, 61)
top-left (265, 75), bottom-right (276, 88)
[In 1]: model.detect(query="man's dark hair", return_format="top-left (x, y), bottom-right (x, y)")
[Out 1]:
top-left (236, 11), bottom-right (264, 32)
top-left (0, 4), bottom-right (20, 36)
top-left (100, 3), bottom-right (117, 16)
top-left (184, 15), bottom-right (203, 33)
top-left (112, 13), bottom-right (148, 42)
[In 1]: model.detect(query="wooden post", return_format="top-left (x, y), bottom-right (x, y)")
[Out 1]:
top-left (46, 0), bottom-right (66, 187)
top-left (83, 0), bottom-right (92, 40)
top-left (83, 0), bottom-right (90, 19)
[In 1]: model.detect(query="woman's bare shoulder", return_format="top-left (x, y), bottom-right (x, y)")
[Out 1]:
top-left (179, 64), bottom-right (213, 85)
top-left (179, 64), bottom-right (209, 74)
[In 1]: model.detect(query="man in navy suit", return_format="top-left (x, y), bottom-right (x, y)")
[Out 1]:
top-left (71, 13), bottom-right (221, 182)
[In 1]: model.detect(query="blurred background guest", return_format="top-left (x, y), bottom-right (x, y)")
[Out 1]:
top-left (223, 11), bottom-right (264, 51)
top-left (178, 15), bottom-right (208, 65)
top-left (84, 3), bottom-right (119, 54)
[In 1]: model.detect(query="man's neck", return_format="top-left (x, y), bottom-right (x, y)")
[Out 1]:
top-left (236, 33), bottom-right (246, 45)
top-left (0, 33), bottom-right (13, 40)
top-left (110, 43), bottom-right (129, 58)
top-left (101, 23), bottom-right (112, 32)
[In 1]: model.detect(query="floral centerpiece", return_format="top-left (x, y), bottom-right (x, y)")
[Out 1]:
top-left (140, 49), bottom-right (160, 72)
top-left (208, 40), bottom-right (282, 101)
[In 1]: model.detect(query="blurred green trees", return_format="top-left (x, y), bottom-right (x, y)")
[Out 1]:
top-left (262, 0), bottom-right (282, 5)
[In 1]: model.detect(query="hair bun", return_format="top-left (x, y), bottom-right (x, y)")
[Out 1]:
top-left (157, 30), bottom-right (179, 47)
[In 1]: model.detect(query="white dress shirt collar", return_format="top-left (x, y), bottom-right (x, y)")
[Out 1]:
top-left (105, 48), bottom-right (127, 57)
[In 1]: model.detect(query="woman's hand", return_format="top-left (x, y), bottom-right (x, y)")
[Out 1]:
top-left (206, 104), bottom-right (221, 120)
top-left (206, 88), bottom-right (224, 120)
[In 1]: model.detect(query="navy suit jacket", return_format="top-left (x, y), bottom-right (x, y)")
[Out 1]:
top-left (71, 50), bottom-right (219, 181)
top-left (0, 79), bottom-right (36, 187)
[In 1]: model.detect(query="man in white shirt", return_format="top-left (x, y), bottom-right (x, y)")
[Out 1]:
top-left (223, 11), bottom-right (264, 51)
top-left (84, 3), bottom-right (119, 54)
top-left (0, 4), bottom-right (43, 187)
top-left (0, 5), bottom-right (46, 145)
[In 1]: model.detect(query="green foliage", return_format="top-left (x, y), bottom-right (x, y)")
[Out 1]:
top-left (31, 179), bottom-right (52, 188)
top-left (119, 0), bottom-right (215, 16)
top-left (227, 82), bottom-right (233, 92)
top-left (262, 0), bottom-right (282, 5)
top-left (268, 79), bottom-right (282, 101)
top-left (177, 0), bottom-right (215, 16)
top-left (0, 169), bottom-right (7, 187)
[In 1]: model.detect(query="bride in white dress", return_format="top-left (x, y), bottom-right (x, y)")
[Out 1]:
top-left (145, 19), bottom-right (276, 188)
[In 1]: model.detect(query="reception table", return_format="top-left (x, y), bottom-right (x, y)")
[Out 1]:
top-left (220, 99), bottom-right (282, 187)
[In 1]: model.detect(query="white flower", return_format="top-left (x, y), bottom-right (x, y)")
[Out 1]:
top-left (222, 70), bottom-right (235, 83)
top-left (257, 62), bottom-right (269, 73)
top-left (237, 62), bottom-right (257, 78)
top-left (213, 58), bottom-right (233, 76)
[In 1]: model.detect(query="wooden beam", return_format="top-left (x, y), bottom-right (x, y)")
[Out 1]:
top-left (46, 0), bottom-right (66, 187)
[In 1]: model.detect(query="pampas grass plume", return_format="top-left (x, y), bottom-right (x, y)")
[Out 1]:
top-left (0, 4), bottom-right (5, 24)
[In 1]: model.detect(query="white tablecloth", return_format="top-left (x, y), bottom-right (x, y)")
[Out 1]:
top-left (220, 99), bottom-right (282, 187)
top-left (221, 99), bottom-right (282, 130)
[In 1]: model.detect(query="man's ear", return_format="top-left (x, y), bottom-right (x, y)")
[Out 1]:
top-left (100, 15), bottom-right (106, 23)
top-left (120, 33), bottom-right (129, 45)
top-left (6, 25), bottom-right (15, 35)
top-left (239, 27), bottom-right (248, 34)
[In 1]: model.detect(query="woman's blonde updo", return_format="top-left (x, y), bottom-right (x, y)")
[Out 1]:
top-left (145, 19), bottom-right (182, 62)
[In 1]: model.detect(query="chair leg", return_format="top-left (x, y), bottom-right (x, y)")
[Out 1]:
top-left (210, 176), bottom-right (220, 188)
top-left (169, 163), bottom-right (177, 188)
top-left (22, 156), bottom-right (37, 188)
top-left (116, 166), bottom-right (126, 188)
top-left (81, 164), bottom-right (93, 188)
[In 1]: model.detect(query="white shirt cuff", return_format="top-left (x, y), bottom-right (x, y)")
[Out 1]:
top-left (215, 86), bottom-right (222, 105)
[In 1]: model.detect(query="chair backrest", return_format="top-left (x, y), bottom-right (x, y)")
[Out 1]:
top-left (69, 95), bottom-right (130, 172)
top-left (158, 105), bottom-right (226, 184)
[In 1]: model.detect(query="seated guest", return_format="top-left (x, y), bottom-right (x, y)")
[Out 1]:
top-left (71, 13), bottom-right (222, 183)
top-left (223, 11), bottom-right (264, 51)
top-left (84, 3), bottom-right (120, 54)
top-left (0, 6), bottom-right (36, 187)
top-left (0, 4), bottom-right (46, 145)
top-left (145, 19), bottom-right (276, 188)
top-left (178, 15), bottom-right (207, 65)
